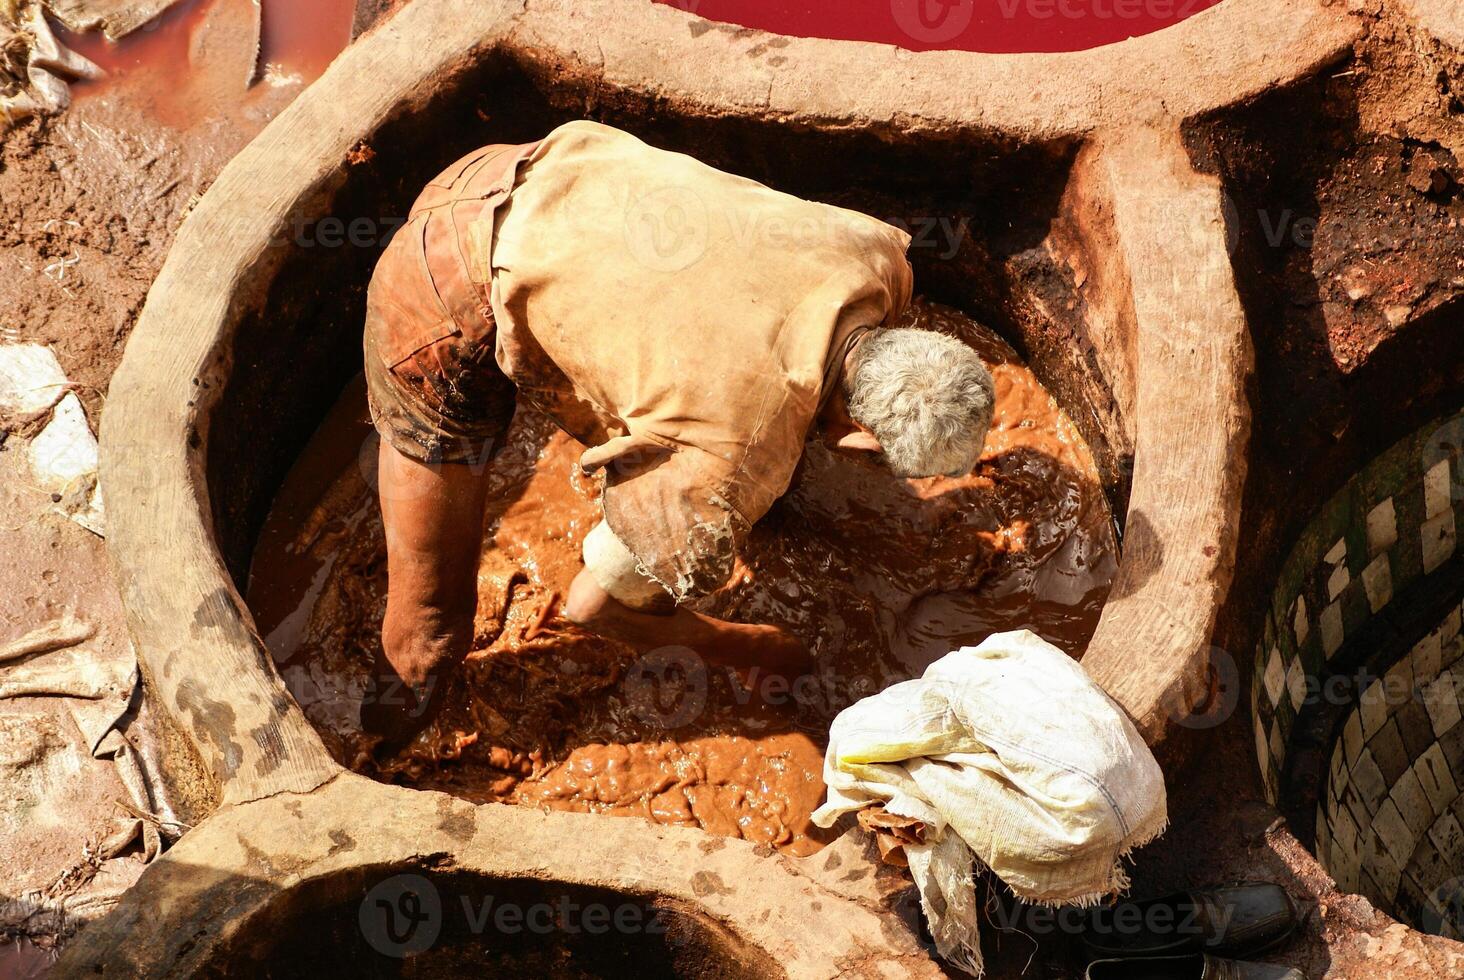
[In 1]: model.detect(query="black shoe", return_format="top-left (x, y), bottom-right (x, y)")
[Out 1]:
top-left (1086, 953), bottom-right (1306, 980)
top-left (1084, 883), bottom-right (1298, 960)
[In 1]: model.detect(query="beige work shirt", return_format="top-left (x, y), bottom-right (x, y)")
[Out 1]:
top-left (483, 121), bottom-right (913, 600)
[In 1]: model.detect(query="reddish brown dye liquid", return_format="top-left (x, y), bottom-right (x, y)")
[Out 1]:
top-left (652, 0), bottom-right (1225, 54)
top-left (247, 300), bottom-right (1118, 857)
top-left (57, 0), bottom-right (355, 130)
top-left (0, 938), bottom-right (54, 980)
top-left (257, 0), bottom-right (358, 81)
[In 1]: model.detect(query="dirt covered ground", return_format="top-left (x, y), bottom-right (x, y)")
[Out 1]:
top-left (0, 0), bottom-right (365, 968)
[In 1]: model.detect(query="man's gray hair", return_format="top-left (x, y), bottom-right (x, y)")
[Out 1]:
top-left (845, 328), bottom-right (996, 478)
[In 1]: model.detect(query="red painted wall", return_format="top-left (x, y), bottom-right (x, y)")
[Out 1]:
top-left (654, 0), bottom-right (1225, 53)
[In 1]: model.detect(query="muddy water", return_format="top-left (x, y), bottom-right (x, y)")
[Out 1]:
top-left (57, 0), bottom-right (355, 130)
top-left (247, 300), bottom-right (1117, 856)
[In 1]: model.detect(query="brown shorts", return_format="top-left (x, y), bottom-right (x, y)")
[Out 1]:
top-left (363, 303), bottom-right (513, 467)
top-left (363, 143), bottom-right (535, 466)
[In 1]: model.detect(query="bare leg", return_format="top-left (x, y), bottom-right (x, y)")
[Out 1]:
top-left (365, 440), bottom-right (490, 744)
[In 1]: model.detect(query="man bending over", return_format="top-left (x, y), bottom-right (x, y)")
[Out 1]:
top-left (363, 121), bottom-right (995, 741)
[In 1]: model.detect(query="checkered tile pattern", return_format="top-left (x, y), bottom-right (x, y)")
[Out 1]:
top-left (1250, 410), bottom-right (1464, 931)
top-left (1252, 408), bottom-right (1464, 805)
top-left (1316, 613), bottom-right (1464, 930)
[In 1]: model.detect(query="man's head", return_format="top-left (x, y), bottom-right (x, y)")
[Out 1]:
top-left (836, 328), bottom-right (996, 478)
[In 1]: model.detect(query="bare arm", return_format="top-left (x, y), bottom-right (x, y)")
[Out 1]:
top-left (564, 567), bottom-right (812, 676)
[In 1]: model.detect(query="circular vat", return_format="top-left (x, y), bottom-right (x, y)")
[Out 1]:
top-left (1255, 407), bottom-right (1464, 934)
top-left (208, 43), bottom-right (1135, 839)
top-left (195, 865), bottom-right (779, 979)
top-left (97, 0), bottom-right (1356, 813)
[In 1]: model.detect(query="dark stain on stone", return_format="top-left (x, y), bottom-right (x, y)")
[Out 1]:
top-left (746, 36), bottom-right (790, 59)
top-left (751, 843), bottom-right (775, 858)
top-left (250, 723), bottom-right (286, 777)
top-left (841, 867), bottom-right (871, 882)
top-left (698, 836), bottom-right (727, 854)
top-left (284, 800), bottom-right (302, 819)
top-left (422, 851), bottom-right (458, 872)
top-left (176, 677), bottom-right (244, 780)
top-left (436, 795), bottom-right (477, 842)
top-left (239, 834), bottom-right (314, 878)
top-left (691, 871), bottom-right (733, 898)
top-left (689, 20), bottom-right (748, 40)
top-left (822, 850), bottom-right (843, 871)
top-left (249, 638), bottom-right (275, 676)
top-left (327, 829), bottom-right (356, 856)
top-left (192, 586), bottom-right (234, 637)
top-left (239, 837), bottom-right (276, 876)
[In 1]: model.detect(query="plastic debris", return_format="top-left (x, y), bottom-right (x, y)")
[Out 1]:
top-left (0, 615), bottom-right (94, 663)
top-left (29, 391), bottom-right (105, 535)
top-left (1, 1), bottom-right (102, 128)
top-left (0, 341), bottom-right (68, 420)
top-left (43, 0), bottom-right (185, 40)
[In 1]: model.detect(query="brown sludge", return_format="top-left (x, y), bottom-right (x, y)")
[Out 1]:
top-left (246, 299), bottom-right (1118, 857)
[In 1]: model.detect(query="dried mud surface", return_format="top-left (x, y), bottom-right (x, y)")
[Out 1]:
top-left (0, 0), bottom-right (361, 956)
top-left (0, 91), bottom-right (271, 965)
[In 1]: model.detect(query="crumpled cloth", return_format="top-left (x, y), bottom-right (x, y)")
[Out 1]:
top-left (1, 1), bottom-right (102, 127)
top-left (811, 630), bottom-right (1168, 976)
top-left (0, 617), bottom-right (176, 862)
